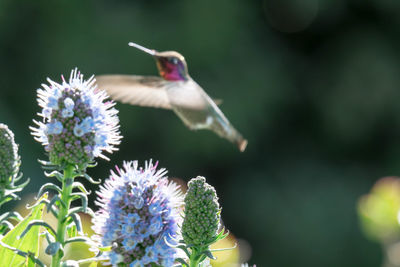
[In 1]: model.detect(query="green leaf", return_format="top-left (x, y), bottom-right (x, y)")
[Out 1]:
top-left (0, 194), bottom-right (47, 266)
top-left (67, 223), bottom-right (78, 238)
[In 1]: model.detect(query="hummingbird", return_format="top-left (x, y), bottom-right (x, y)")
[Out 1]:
top-left (95, 42), bottom-right (248, 152)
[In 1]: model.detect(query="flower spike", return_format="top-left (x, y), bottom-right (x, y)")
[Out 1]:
top-left (92, 160), bottom-right (184, 266)
top-left (30, 68), bottom-right (122, 169)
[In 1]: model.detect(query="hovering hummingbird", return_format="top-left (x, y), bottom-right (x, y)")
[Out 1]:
top-left (95, 42), bottom-right (248, 152)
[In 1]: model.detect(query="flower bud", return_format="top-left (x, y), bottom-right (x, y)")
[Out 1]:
top-left (0, 124), bottom-right (20, 190)
top-left (182, 176), bottom-right (221, 246)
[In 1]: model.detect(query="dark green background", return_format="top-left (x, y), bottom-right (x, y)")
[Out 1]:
top-left (1, 0), bottom-right (399, 266)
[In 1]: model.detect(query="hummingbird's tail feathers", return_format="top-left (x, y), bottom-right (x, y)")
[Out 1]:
top-left (237, 137), bottom-right (248, 152)
top-left (207, 113), bottom-right (247, 152)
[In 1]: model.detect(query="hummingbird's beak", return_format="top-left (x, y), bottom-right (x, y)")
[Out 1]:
top-left (128, 42), bottom-right (156, 56)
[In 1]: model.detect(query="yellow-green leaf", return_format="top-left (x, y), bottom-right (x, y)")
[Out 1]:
top-left (0, 194), bottom-right (47, 266)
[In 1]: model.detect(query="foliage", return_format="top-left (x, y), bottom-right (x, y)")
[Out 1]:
top-left (0, 194), bottom-right (47, 267)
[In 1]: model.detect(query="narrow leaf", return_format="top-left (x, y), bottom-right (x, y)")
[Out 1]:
top-left (72, 182), bottom-right (91, 194)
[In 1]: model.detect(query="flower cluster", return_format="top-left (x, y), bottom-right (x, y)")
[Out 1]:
top-left (0, 123), bottom-right (28, 235)
top-left (182, 176), bottom-right (221, 246)
top-left (92, 161), bottom-right (183, 266)
top-left (0, 123), bottom-right (20, 184)
top-left (30, 68), bottom-right (121, 168)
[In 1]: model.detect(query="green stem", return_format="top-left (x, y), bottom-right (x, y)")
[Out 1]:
top-left (51, 165), bottom-right (74, 267)
top-left (188, 247), bottom-right (202, 267)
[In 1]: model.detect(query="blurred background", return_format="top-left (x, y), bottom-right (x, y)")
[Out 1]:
top-left (2, 0), bottom-right (400, 266)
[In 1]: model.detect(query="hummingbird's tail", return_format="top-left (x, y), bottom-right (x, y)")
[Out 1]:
top-left (237, 136), bottom-right (248, 152)
top-left (207, 112), bottom-right (247, 152)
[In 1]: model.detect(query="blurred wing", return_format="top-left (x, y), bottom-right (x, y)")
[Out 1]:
top-left (95, 74), bottom-right (172, 109)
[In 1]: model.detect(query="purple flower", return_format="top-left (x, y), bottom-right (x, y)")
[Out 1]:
top-left (46, 121), bottom-right (63, 135)
top-left (30, 68), bottom-right (122, 168)
top-left (92, 161), bottom-right (184, 266)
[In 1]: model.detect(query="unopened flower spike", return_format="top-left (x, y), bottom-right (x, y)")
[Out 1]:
top-left (0, 123), bottom-right (29, 234)
top-left (177, 176), bottom-right (231, 267)
top-left (30, 68), bottom-right (122, 170)
top-left (92, 160), bottom-right (184, 266)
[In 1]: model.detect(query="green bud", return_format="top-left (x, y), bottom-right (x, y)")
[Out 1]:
top-left (0, 124), bottom-right (20, 189)
top-left (182, 176), bottom-right (221, 246)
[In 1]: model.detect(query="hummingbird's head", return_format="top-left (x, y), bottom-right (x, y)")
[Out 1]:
top-left (154, 51), bottom-right (188, 81)
top-left (129, 42), bottom-right (189, 81)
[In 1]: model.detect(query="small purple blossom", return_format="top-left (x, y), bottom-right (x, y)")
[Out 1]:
top-left (130, 260), bottom-right (144, 267)
top-left (63, 97), bottom-right (75, 110)
top-left (46, 121), bottom-right (63, 135)
top-left (30, 68), bottom-right (122, 168)
top-left (61, 108), bottom-right (74, 118)
top-left (92, 161), bottom-right (184, 266)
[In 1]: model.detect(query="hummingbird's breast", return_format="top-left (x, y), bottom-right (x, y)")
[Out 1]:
top-left (165, 79), bottom-right (212, 128)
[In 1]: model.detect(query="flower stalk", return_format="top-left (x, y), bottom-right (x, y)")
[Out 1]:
top-left (51, 164), bottom-right (74, 267)
top-left (188, 247), bottom-right (205, 267)
top-left (28, 68), bottom-right (121, 266)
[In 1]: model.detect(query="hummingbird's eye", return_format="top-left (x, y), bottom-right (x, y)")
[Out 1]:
top-left (169, 57), bottom-right (179, 65)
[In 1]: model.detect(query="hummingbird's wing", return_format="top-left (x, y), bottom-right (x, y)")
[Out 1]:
top-left (95, 74), bottom-right (172, 109)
